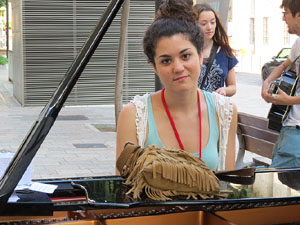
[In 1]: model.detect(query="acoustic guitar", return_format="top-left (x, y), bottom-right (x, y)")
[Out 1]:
top-left (267, 68), bottom-right (299, 132)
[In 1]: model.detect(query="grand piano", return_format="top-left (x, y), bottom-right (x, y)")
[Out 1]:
top-left (1, 0), bottom-right (300, 224)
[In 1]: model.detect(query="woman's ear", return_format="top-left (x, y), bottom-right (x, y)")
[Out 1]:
top-left (151, 63), bottom-right (158, 74)
top-left (199, 52), bottom-right (203, 66)
top-left (297, 11), bottom-right (300, 21)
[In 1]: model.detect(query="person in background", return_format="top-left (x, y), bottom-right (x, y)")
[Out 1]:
top-left (194, 3), bottom-right (238, 97)
top-left (261, 0), bottom-right (300, 168)
top-left (116, 0), bottom-right (237, 174)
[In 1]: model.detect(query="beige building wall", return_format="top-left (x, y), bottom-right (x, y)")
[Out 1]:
top-left (229, 0), bottom-right (297, 73)
top-left (194, 0), bottom-right (297, 73)
top-left (10, 0), bottom-right (23, 104)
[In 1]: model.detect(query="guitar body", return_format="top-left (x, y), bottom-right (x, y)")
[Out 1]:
top-left (267, 69), bottom-right (299, 132)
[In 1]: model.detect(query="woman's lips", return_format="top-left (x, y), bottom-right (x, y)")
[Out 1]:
top-left (174, 76), bottom-right (188, 81)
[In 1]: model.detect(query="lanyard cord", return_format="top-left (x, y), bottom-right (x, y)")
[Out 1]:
top-left (161, 88), bottom-right (202, 158)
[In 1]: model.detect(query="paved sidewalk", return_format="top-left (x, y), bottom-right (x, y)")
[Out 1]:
top-left (0, 66), bottom-right (271, 180)
top-left (0, 66), bottom-right (117, 179)
top-left (232, 72), bottom-right (270, 118)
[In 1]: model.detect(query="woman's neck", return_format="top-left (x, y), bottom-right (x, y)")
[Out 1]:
top-left (203, 39), bottom-right (214, 58)
top-left (162, 88), bottom-right (199, 113)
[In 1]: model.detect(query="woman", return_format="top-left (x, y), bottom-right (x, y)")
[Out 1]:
top-left (116, 0), bottom-right (237, 173)
top-left (194, 3), bottom-right (238, 97)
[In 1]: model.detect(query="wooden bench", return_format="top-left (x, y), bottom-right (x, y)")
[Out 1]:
top-left (235, 112), bottom-right (280, 169)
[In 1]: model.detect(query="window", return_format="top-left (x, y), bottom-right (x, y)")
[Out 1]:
top-left (250, 0), bottom-right (255, 15)
top-left (283, 23), bottom-right (290, 45)
top-left (263, 17), bottom-right (268, 45)
top-left (250, 18), bottom-right (255, 45)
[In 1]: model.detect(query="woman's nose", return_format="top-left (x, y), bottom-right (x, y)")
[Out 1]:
top-left (173, 59), bottom-right (184, 73)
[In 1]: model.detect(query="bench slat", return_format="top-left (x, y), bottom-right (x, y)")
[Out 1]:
top-left (242, 134), bottom-right (274, 159)
top-left (236, 112), bottom-right (279, 168)
top-left (238, 112), bottom-right (269, 130)
top-left (238, 124), bottom-right (278, 143)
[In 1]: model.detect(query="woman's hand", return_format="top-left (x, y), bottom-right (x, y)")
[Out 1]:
top-left (216, 87), bottom-right (226, 96)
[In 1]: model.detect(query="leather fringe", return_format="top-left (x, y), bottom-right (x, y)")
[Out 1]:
top-left (119, 144), bottom-right (220, 201)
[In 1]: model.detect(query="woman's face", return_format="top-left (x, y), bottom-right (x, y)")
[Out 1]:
top-left (152, 33), bottom-right (202, 92)
top-left (197, 10), bottom-right (216, 41)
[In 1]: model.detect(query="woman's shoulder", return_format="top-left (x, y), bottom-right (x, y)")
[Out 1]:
top-left (203, 90), bottom-right (231, 103)
top-left (217, 47), bottom-right (237, 59)
top-left (131, 93), bottom-right (148, 103)
top-left (212, 92), bottom-right (236, 113)
top-left (119, 102), bottom-right (137, 119)
top-left (215, 48), bottom-right (229, 61)
top-left (212, 92), bottom-right (234, 103)
top-left (120, 94), bottom-right (148, 115)
top-left (125, 93), bottom-right (153, 118)
top-left (130, 93), bottom-right (152, 109)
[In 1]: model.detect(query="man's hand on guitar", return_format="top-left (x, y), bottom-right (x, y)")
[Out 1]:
top-left (261, 80), bottom-right (272, 103)
top-left (268, 88), bottom-right (292, 106)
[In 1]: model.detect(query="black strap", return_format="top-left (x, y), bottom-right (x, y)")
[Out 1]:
top-left (200, 42), bottom-right (218, 89)
top-left (214, 167), bottom-right (255, 185)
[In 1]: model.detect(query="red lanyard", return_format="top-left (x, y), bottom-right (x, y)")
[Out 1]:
top-left (161, 88), bottom-right (202, 158)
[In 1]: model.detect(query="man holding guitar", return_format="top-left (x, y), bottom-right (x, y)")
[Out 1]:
top-left (261, 0), bottom-right (300, 168)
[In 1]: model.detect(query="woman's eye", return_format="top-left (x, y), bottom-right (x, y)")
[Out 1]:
top-left (161, 58), bottom-right (171, 64)
top-left (182, 54), bottom-right (191, 60)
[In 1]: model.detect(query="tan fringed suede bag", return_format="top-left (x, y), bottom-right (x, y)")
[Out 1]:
top-left (116, 142), bottom-right (220, 201)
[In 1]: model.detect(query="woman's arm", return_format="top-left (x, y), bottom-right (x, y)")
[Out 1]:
top-left (116, 103), bottom-right (138, 174)
top-left (225, 103), bottom-right (237, 170)
top-left (216, 67), bottom-right (236, 97)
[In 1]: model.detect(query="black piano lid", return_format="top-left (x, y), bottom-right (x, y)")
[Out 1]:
top-left (0, 0), bottom-right (125, 206)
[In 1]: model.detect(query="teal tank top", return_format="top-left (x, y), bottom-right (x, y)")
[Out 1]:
top-left (144, 91), bottom-right (219, 170)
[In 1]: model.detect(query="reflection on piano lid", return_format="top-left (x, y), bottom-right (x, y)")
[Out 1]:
top-left (2, 171), bottom-right (300, 223)
top-left (278, 171), bottom-right (300, 190)
top-left (2, 0), bottom-right (300, 224)
top-left (0, 0), bottom-right (125, 208)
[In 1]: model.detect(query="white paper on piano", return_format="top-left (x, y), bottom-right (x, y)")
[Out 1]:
top-left (30, 182), bottom-right (57, 194)
top-left (15, 182), bottom-right (58, 194)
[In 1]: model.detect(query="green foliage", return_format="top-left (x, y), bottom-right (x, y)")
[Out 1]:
top-left (227, 186), bottom-right (253, 199)
top-left (0, 0), bottom-right (6, 8)
top-left (0, 55), bottom-right (8, 65)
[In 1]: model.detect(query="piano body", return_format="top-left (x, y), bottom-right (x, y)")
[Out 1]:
top-left (1, 0), bottom-right (300, 224)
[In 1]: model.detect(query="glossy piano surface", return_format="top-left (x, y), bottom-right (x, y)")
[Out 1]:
top-left (4, 168), bottom-right (300, 209)
top-left (2, 169), bottom-right (300, 224)
top-left (48, 168), bottom-right (300, 210)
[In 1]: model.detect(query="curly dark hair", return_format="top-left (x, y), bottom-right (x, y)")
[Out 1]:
top-left (155, 0), bottom-right (196, 21)
top-left (281, 0), bottom-right (300, 17)
top-left (194, 3), bottom-right (234, 58)
top-left (143, 0), bottom-right (204, 66)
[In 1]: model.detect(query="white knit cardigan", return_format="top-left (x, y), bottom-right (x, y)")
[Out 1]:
top-left (131, 92), bottom-right (233, 171)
